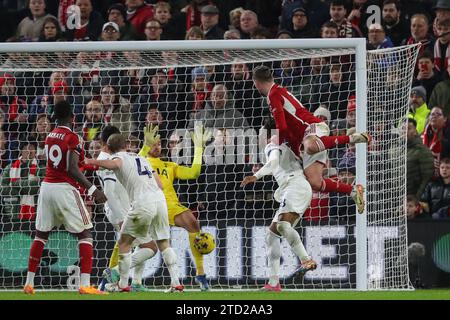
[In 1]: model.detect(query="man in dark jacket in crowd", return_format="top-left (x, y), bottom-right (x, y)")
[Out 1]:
top-left (407, 118), bottom-right (434, 198)
top-left (420, 157), bottom-right (450, 219)
top-left (200, 5), bottom-right (224, 39)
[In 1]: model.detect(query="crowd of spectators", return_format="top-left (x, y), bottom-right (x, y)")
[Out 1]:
top-left (0, 0), bottom-right (449, 222)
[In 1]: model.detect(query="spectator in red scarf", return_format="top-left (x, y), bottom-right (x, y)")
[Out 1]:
top-left (329, 0), bottom-right (362, 38)
top-left (1, 142), bottom-right (45, 221)
top-left (434, 18), bottom-right (450, 78)
top-left (0, 74), bottom-right (28, 134)
top-left (402, 14), bottom-right (434, 57)
top-left (423, 106), bottom-right (450, 177)
top-left (126, 0), bottom-right (154, 38)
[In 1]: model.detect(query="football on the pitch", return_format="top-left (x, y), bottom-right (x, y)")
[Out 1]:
top-left (193, 232), bottom-right (215, 254)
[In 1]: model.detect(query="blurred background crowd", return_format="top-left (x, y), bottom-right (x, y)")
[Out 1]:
top-left (0, 0), bottom-right (449, 223)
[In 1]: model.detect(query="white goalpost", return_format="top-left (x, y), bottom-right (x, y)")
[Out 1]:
top-left (0, 39), bottom-right (420, 291)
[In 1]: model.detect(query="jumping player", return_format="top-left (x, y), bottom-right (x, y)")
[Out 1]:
top-left (252, 65), bottom-right (370, 213)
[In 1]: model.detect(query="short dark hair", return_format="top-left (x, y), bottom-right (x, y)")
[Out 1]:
top-left (107, 133), bottom-right (127, 154)
top-left (53, 100), bottom-right (73, 122)
top-left (408, 117), bottom-right (417, 127)
top-left (441, 157), bottom-right (450, 165)
top-left (418, 49), bottom-right (434, 62)
top-left (101, 125), bottom-right (121, 144)
top-left (330, 0), bottom-right (347, 9)
top-left (252, 65), bottom-right (273, 82)
top-left (406, 194), bottom-right (418, 203)
top-left (321, 21), bottom-right (339, 31)
top-left (383, 0), bottom-right (401, 11)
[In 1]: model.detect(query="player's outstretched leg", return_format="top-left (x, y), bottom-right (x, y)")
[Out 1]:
top-left (276, 219), bottom-right (317, 279)
top-left (308, 132), bottom-right (372, 154)
top-left (305, 163), bottom-right (366, 214)
top-left (260, 229), bottom-right (282, 292)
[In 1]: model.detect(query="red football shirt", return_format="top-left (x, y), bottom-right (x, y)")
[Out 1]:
top-left (43, 126), bottom-right (84, 188)
top-left (267, 83), bottom-right (322, 157)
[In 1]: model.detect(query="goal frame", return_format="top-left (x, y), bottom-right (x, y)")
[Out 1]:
top-left (0, 38), bottom-right (370, 290)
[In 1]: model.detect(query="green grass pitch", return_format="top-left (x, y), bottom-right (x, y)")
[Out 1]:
top-left (0, 289), bottom-right (450, 300)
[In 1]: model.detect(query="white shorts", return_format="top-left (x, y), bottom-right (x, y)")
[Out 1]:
top-left (36, 182), bottom-right (92, 234)
top-left (121, 198), bottom-right (170, 243)
top-left (273, 175), bottom-right (312, 228)
top-left (303, 122), bottom-right (330, 169)
top-left (104, 206), bottom-right (126, 232)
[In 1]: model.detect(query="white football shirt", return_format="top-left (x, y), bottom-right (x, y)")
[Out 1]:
top-left (255, 142), bottom-right (305, 187)
top-left (96, 151), bottom-right (130, 224)
top-left (111, 151), bottom-right (164, 204)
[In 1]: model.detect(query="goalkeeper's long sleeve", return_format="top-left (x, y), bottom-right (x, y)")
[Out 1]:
top-left (175, 147), bottom-right (203, 179)
top-left (138, 145), bottom-right (151, 158)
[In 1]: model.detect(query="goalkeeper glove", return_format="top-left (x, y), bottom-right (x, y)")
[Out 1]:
top-left (143, 124), bottom-right (160, 148)
top-left (190, 124), bottom-right (212, 148)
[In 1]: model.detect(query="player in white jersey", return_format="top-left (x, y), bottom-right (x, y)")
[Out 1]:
top-left (96, 126), bottom-right (159, 292)
top-left (241, 118), bottom-right (317, 292)
top-left (86, 133), bottom-right (183, 293)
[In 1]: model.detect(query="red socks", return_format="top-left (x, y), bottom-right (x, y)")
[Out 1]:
top-left (318, 136), bottom-right (350, 151)
top-left (79, 242), bottom-right (93, 274)
top-left (28, 239), bottom-right (46, 273)
top-left (320, 178), bottom-right (353, 195)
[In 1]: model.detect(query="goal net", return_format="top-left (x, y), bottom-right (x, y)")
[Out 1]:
top-left (0, 40), bottom-right (419, 291)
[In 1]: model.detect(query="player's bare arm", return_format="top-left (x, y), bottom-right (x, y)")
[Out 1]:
top-left (85, 158), bottom-right (123, 170)
top-left (240, 175), bottom-right (257, 187)
top-left (68, 150), bottom-right (107, 203)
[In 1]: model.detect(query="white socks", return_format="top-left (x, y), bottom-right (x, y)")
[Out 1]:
top-left (25, 272), bottom-right (35, 287)
top-left (80, 273), bottom-right (90, 287)
top-left (131, 247), bottom-right (156, 285)
top-left (118, 252), bottom-right (132, 288)
top-left (161, 247), bottom-right (180, 286)
top-left (266, 230), bottom-right (281, 286)
top-left (276, 221), bottom-right (310, 261)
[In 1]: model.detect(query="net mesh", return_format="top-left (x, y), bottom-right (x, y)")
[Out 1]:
top-left (0, 42), bottom-right (419, 290)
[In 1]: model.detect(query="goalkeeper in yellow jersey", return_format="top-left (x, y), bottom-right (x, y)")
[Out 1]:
top-left (138, 123), bottom-right (212, 291)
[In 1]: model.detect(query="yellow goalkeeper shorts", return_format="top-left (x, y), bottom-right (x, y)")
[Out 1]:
top-left (167, 202), bottom-right (190, 226)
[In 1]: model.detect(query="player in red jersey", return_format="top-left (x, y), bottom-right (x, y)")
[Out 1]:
top-left (252, 65), bottom-right (370, 213)
top-left (23, 100), bottom-right (107, 295)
